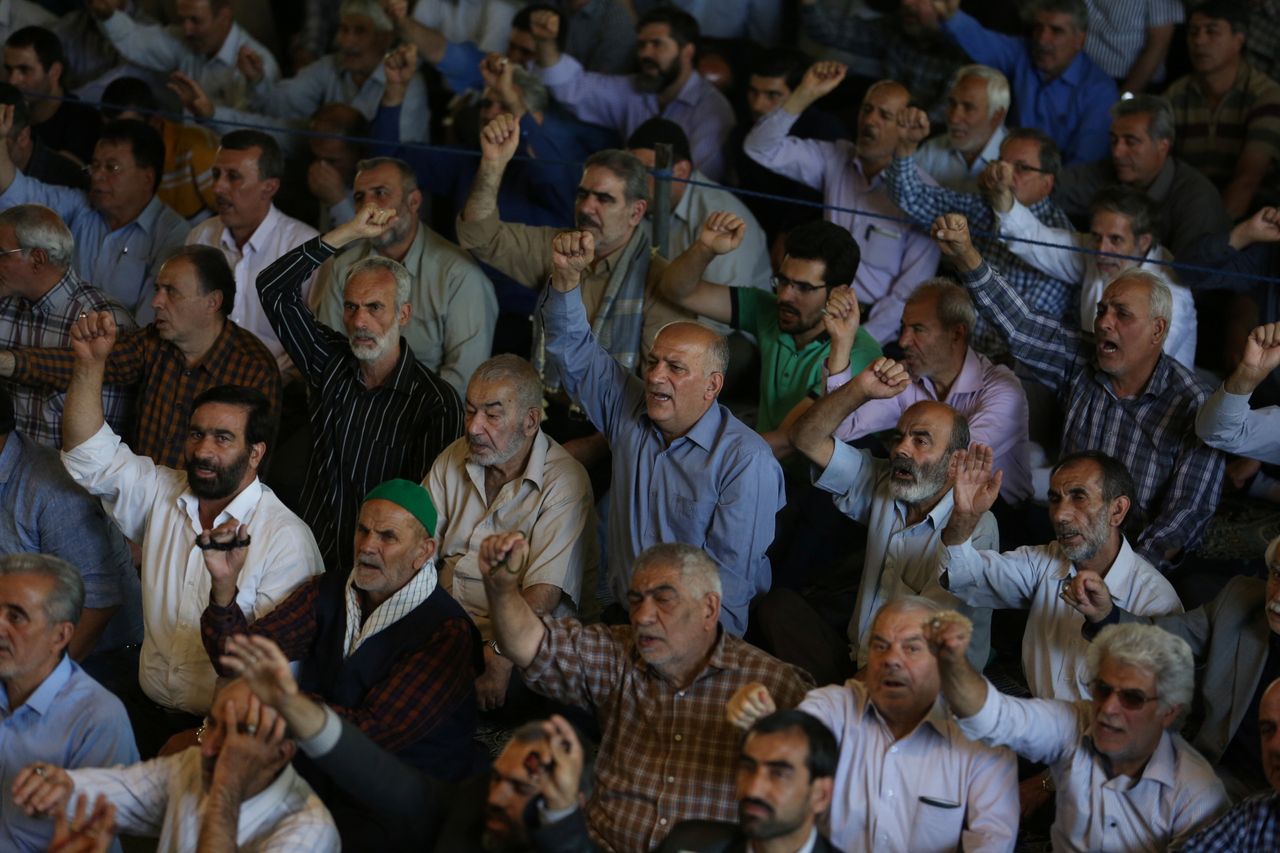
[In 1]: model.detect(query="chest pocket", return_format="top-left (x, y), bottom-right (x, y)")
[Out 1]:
top-left (667, 493), bottom-right (717, 545)
top-left (908, 792), bottom-right (967, 851)
top-left (858, 225), bottom-right (904, 276)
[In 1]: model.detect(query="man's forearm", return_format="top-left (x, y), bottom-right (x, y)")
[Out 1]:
top-left (68, 606), bottom-right (117, 661)
top-left (1224, 364), bottom-right (1268, 396)
top-left (279, 691), bottom-right (329, 741)
top-left (659, 242), bottom-right (715, 303)
top-left (941, 515), bottom-right (982, 547)
top-left (939, 655), bottom-right (988, 719)
top-left (462, 160), bottom-right (507, 222)
top-left (0, 350), bottom-right (14, 378)
top-left (791, 381), bottom-right (867, 462)
top-left (196, 787), bottom-right (242, 853)
top-left (489, 588), bottom-right (548, 668)
top-left (397, 17), bottom-right (447, 65)
top-left (63, 362), bottom-right (107, 450)
top-left (1120, 25), bottom-right (1173, 94)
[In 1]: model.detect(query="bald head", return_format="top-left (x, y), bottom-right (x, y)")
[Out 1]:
top-left (859, 81), bottom-right (912, 164)
top-left (655, 321), bottom-right (728, 376)
top-left (900, 400), bottom-right (969, 454)
top-left (644, 322), bottom-right (727, 441)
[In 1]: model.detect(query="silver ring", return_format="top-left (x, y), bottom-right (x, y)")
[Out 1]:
top-left (77, 312), bottom-right (87, 319)
top-left (33, 766), bottom-right (45, 777)
top-left (244, 724), bottom-right (258, 736)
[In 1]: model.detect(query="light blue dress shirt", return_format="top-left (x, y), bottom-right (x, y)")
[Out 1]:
top-left (541, 286), bottom-right (785, 635)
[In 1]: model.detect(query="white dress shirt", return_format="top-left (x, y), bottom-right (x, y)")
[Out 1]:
top-left (813, 440), bottom-right (998, 669)
top-left (412, 0), bottom-right (519, 53)
top-left (960, 688), bottom-right (1228, 852)
top-left (0, 0), bottom-right (53, 43)
top-left (61, 424), bottom-right (323, 715)
top-left (994, 200), bottom-right (1197, 367)
top-left (799, 681), bottom-right (1018, 852)
top-left (941, 537), bottom-right (1182, 700)
top-left (187, 205), bottom-right (319, 365)
top-left (913, 125), bottom-right (1008, 193)
top-left (69, 748), bottom-right (339, 853)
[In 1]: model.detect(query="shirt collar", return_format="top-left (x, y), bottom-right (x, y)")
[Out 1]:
top-left (2, 654), bottom-right (72, 716)
top-left (632, 624), bottom-right (732, 682)
top-left (1044, 50), bottom-right (1089, 87)
top-left (946, 348), bottom-right (985, 396)
top-left (893, 485), bottom-right (955, 529)
top-left (671, 71), bottom-right (711, 109)
top-left (212, 23), bottom-right (246, 67)
top-left (671, 401), bottom-right (726, 452)
top-left (26, 268), bottom-right (81, 316)
top-left (233, 762), bottom-right (309, 830)
top-left (179, 477), bottom-right (265, 531)
top-left (977, 125), bottom-right (1008, 166)
top-left (352, 337), bottom-right (419, 394)
top-left (464, 430), bottom-right (552, 494)
top-left (1097, 538), bottom-right (1142, 605)
top-left (196, 319), bottom-right (242, 374)
top-left (1147, 158), bottom-right (1176, 202)
top-left (131, 195), bottom-right (168, 237)
top-left (223, 205), bottom-right (283, 255)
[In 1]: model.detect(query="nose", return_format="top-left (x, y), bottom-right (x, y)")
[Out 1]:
top-left (631, 595), bottom-right (658, 626)
top-left (740, 767), bottom-right (769, 799)
top-left (467, 411), bottom-right (486, 437)
top-left (898, 328), bottom-right (914, 350)
top-left (355, 529), bottom-right (378, 556)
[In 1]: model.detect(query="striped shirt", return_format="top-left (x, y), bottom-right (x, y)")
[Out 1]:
top-left (256, 237), bottom-right (463, 572)
top-left (1182, 791), bottom-right (1280, 852)
top-left (960, 259), bottom-right (1225, 573)
top-left (1166, 62), bottom-right (1280, 189)
top-left (0, 268), bottom-right (136, 447)
top-left (1247, 0), bottom-right (1280, 80)
top-left (1083, 0), bottom-right (1184, 81)
top-left (10, 320), bottom-right (280, 468)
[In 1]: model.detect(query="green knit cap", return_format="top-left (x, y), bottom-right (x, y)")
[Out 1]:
top-left (363, 479), bottom-right (437, 537)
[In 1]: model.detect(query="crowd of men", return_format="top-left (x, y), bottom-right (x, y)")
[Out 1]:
top-left (1, 0), bottom-right (1280, 851)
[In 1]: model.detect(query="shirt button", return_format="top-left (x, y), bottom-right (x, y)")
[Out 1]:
top-left (674, 734), bottom-right (683, 742)
top-left (889, 746), bottom-right (898, 754)
top-left (666, 775), bottom-right (675, 783)
top-left (886, 790), bottom-right (893, 798)
top-left (658, 818), bottom-right (668, 827)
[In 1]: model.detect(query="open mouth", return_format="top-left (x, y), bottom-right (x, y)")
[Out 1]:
top-left (1098, 341), bottom-right (1119, 355)
top-left (648, 391), bottom-right (672, 404)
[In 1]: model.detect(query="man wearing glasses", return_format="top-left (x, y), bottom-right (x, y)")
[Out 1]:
top-left (927, 612), bottom-right (1228, 850)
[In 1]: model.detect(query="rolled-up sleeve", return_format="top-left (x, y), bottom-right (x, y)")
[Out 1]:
top-left (60, 423), bottom-right (163, 542)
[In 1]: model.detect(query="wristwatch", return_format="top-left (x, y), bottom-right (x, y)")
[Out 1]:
top-left (489, 639), bottom-right (502, 657)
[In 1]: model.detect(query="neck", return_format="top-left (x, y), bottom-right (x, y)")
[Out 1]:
top-left (175, 316), bottom-right (225, 367)
top-left (1198, 58), bottom-right (1240, 99)
top-left (858, 152), bottom-right (890, 180)
top-left (880, 703), bottom-right (929, 740)
top-left (792, 322), bottom-right (825, 348)
top-left (926, 354), bottom-right (965, 401)
top-left (102, 198), bottom-right (149, 232)
top-left (1075, 533), bottom-right (1124, 577)
top-left (1106, 362), bottom-right (1157, 399)
top-left (904, 484), bottom-right (949, 526)
top-left (660, 635), bottom-right (717, 690)
top-left (29, 94), bottom-right (60, 125)
top-left (197, 487), bottom-right (247, 529)
top-left (229, 214), bottom-right (267, 250)
top-left (483, 439), bottom-right (536, 501)
top-left (752, 824), bottom-right (815, 853)
top-left (1104, 748), bottom-right (1155, 781)
top-left (377, 222), bottom-right (417, 263)
top-left (2, 656), bottom-right (59, 710)
top-left (592, 226), bottom-right (636, 263)
top-left (18, 270), bottom-right (64, 303)
top-left (658, 67), bottom-right (693, 108)
top-left (357, 345), bottom-right (400, 390)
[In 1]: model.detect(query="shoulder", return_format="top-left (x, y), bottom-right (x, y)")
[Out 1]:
top-left (227, 321), bottom-right (278, 363)
top-left (407, 362), bottom-right (462, 407)
top-left (64, 663), bottom-right (132, 729)
top-left (715, 409), bottom-right (780, 465)
top-left (1169, 732), bottom-right (1227, 792)
top-left (420, 228), bottom-right (489, 279)
top-left (186, 216), bottom-right (223, 244)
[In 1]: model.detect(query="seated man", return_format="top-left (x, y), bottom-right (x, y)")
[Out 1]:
top-left (913, 64), bottom-right (1010, 192)
top-left (658, 710), bottom-right (842, 853)
top-left (0, 244), bottom-right (280, 468)
top-left (928, 613), bottom-right (1228, 849)
top-left (825, 278), bottom-right (1033, 508)
top-left (310, 156), bottom-right (496, 397)
top-left (1196, 321), bottom-right (1280, 462)
top-left (59, 313), bottom-right (320, 754)
top-left (942, 447), bottom-right (1181, 700)
top-left (482, 533), bottom-right (813, 851)
top-left (0, 204), bottom-right (135, 446)
top-left (1064, 534), bottom-right (1280, 799)
top-left (13, 678), bottom-right (339, 850)
top-left (531, 7), bottom-right (736, 180)
top-left (728, 597), bottom-right (1019, 852)
top-left (658, 212), bottom-right (881, 459)
top-left (744, 64), bottom-right (940, 345)
top-left (88, 0), bottom-right (279, 109)
top-left (1166, 0), bottom-right (1280, 218)
top-left (0, 83), bottom-right (85, 190)
top-left (256, 205), bottom-right (463, 572)
top-left (0, 553), bottom-right (137, 853)
top-left (991, 180), bottom-right (1197, 366)
top-left (4, 26), bottom-right (102, 165)
top-left (543, 229), bottom-right (784, 634)
top-left (934, 212), bottom-right (1224, 574)
top-left (929, 0), bottom-right (1116, 165)
top-left (780, 358), bottom-right (996, 683)
top-left (1181, 678), bottom-right (1280, 850)
top-left (186, 130), bottom-right (319, 371)
top-left (0, 111), bottom-right (189, 320)
top-left (426, 354), bottom-right (596, 712)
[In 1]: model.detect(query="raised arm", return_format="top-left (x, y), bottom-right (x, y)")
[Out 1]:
top-left (462, 114), bottom-right (520, 223)
top-left (985, 162), bottom-right (1085, 282)
top-left (1132, 424), bottom-right (1225, 574)
top-left (656, 211), bottom-right (739, 323)
top-left (62, 312), bottom-right (117, 451)
top-left (479, 532), bottom-right (547, 669)
top-left (1196, 323), bottom-right (1280, 461)
top-left (923, 609), bottom-right (988, 718)
top-left (790, 356), bottom-right (909, 468)
top-left (742, 62), bottom-right (846, 190)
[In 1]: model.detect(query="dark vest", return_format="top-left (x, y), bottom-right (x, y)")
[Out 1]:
top-left (298, 569), bottom-right (484, 781)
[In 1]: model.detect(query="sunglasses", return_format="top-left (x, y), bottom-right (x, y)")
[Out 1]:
top-left (1089, 678), bottom-right (1158, 711)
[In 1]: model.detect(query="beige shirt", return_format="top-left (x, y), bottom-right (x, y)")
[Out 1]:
top-left (425, 431), bottom-right (597, 638)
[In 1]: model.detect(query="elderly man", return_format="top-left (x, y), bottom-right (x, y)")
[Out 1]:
top-left (60, 311), bottom-right (320, 753)
top-left (991, 181), bottom-right (1197, 366)
top-left (0, 245), bottom-right (280, 468)
top-left (659, 213), bottom-right (881, 459)
top-left (311, 157), bottom-right (496, 397)
top-left (483, 533), bottom-right (813, 851)
top-left (729, 597), bottom-right (1019, 852)
top-left (934, 212), bottom-right (1224, 574)
top-left (0, 554), bottom-right (137, 853)
top-left (257, 205), bottom-right (462, 572)
top-left (0, 204), bottom-right (134, 446)
top-left (1181, 678), bottom-right (1280, 849)
top-left (426, 354), bottom-right (595, 712)
top-left (1197, 321), bottom-right (1280, 462)
top-left (4, 26), bottom-right (101, 165)
top-left (13, 679), bottom-right (338, 850)
top-left (1065, 535), bottom-right (1280, 799)
top-left (87, 0), bottom-right (278, 109)
top-left (531, 7), bottom-right (735, 180)
top-left (930, 0), bottom-right (1116, 165)
top-left (1053, 95), bottom-right (1231, 256)
top-left (744, 64), bottom-right (940, 345)
top-left (779, 357), bottom-right (996, 683)
top-left (186, 130), bottom-right (317, 371)
top-left (914, 64), bottom-right (1010, 192)
top-left (825, 278), bottom-right (1033, 508)
top-left (929, 614), bottom-right (1227, 849)
top-left (543, 228), bottom-right (783, 634)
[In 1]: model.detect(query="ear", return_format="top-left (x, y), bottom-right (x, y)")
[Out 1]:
top-left (523, 405), bottom-right (541, 436)
top-left (26, 246), bottom-right (48, 270)
top-left (991, 106), bottom-right (1007, 127)
top-left (1108, 495), bottom-right (1130, 529)
top-left (629, 199), bottom-right (647, 226)
top-left (1136, 233), bottom-right (1153, 256)
top-left (681, 41), bottom-right (696, 67)
top-left (1158, 702), bottom-right (1182, 730)
top-left (206, 287), bottom-right (224, 315)
top-left (705, 368), bottom-right (724, 400)
top-left (407, 188), bottom-right (423, 218)
top-left (52, 620), bottom-right (74, 652)
top-left (247, 440), bottom-right (267, 472)
top-left (1152, 314), bottom-right (1168, 343)
top-left (48, 61), bottom-right (63, 90)
top-left (414, 534), bottom-right (437, 570)
top-left (810, 775), bottom-right (834, 816)
top-left (1155, 137), bottom-right (1172, 159)
top-left (260, 176), bottom-right (281, 200)
top-left (398, 300), bottom-right (411, 326)
top-left (703, 590), bottom-right (721, 624)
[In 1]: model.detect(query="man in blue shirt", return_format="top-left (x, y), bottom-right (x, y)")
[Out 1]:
top-left (0, 552), bottom-right (138, 852)
top-left (542, 228), bottom-right (785, 635)
top-left (931, 0), bottom-right (1116, 165)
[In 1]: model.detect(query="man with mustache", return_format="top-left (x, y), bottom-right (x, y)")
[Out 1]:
top-left (772, 357), bottom-right (996, 685)
top-left (256, 203), bottom-right (463, 572)
top-left (1063, 534), bottom-right (1280, 800)
top-left (57, 309), bottom-right (321, 756)
top-left (912, 64), bottom-right (1010, 193)
top-left (933, 212), bottom-right (1224, 575)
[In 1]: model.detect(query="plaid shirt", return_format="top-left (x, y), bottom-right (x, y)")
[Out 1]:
top-left (256, 237), bottom-right (463, 571)
top-left (1182, 791), bottom-right (1280, 852)
top-left (522, 617), bottom-right (814, 853)
top-left (885, 154), bottom-right (1075, 354)
top-left (10, 320), bottom-right (280, 468)
top-left (0, 268), bottom-right (135, 447)
top-left (961, 260), bottom-right (1225, 573)
top-left (201, 571), bottom-right (477, 754)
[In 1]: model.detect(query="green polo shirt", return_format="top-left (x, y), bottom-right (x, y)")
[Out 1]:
top-left (731, 288), bottom-right (882, 432)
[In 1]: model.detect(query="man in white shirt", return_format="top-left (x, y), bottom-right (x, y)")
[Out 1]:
top-left (13, 678), bottom-right (339, 852)
top-left (186, 130), bottom-right (318, 373)
top-left (1197, 320), bottom-right (1280, 463)
top-left (426, 353), bottom-right (595, 713)
top-left (58, 311), bottom-right (321, 755)
top-left (728, 596), bottom-right (1019, 853)
top-left (87, 0), bottom-right (279, 109)
top-left (927, 612), bottom-right (1229, 851)
top-left (913, 64), bottom-right (1009, 193)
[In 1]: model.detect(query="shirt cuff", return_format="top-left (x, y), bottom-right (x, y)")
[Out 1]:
top-left (825, 365), bottom-right (853, 392)
top-left (994, 200), bottom-right (1036, 236)
top-left (537, 803), bottom-right (579, 826)
top-left (955, 677), bottom-right (1003, 741)
top-left (1212, 387), bottom-right (1253, 418)
top-left (60, 422), bottom-right (120, 475)
top-left (297, 706), bottom-right (343, 758)
top-left (813, 440), bottom-right (864, 494)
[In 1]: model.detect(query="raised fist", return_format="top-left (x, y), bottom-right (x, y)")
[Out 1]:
top-left (697, 211), bottom-right (746, 256)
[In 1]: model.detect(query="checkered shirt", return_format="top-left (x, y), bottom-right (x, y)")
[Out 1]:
top-left (1182, 791), bottom-right (1280, 852)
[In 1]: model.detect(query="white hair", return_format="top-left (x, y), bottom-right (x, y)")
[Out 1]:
top-left (1087, 623), bottom-right (1194, 713)
top-left (948, 64), bottom-right (1010, 119)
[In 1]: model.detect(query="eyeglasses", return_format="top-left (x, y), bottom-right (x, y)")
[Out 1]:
top-left (1004, 160), bottom-right (1053, 176)
top-left (82, 161), bottom-right (127, 177)
top-left (770, 274), bottom-right (828, 295)
top-left (0, 247), bottom-right (28, 257)
top-left (1089, 678), bottom-right (1158, 711)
